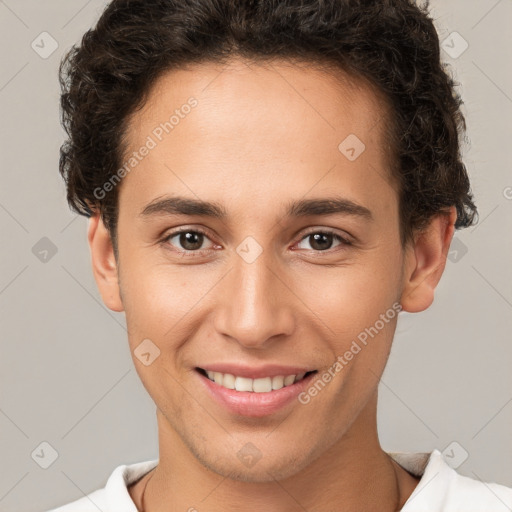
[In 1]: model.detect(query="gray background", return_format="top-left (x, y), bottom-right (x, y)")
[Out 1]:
top-left (0, 0), bottom-right (511, 511)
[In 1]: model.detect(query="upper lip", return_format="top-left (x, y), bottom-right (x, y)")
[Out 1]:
top-left (197, 364), bottom-right (315, 379)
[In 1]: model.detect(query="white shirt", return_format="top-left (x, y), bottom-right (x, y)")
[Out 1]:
top-left (47, 449), bottom-right (512, 511)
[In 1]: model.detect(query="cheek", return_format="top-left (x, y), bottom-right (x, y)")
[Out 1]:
top-left (295, 254), bottom-right (403, 391)
top-left (296, 253), bottom-right (401, 329)
top-left (119, 255), bottom-right (217, 342)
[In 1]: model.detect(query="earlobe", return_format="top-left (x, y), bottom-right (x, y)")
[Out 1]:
top-left (400, 207), bottom-right (457, 313)
top-left (87, 214), bottom-right (124, 312)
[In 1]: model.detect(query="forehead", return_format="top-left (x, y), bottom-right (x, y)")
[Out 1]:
top-left (126, 57), bottom-right (391, 146)
top-left (119, 58), bottom-right (397, 222)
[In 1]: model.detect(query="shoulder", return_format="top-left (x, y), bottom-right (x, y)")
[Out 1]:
top-left (439, 469), bottom-right (512, 511)
top-left (44, 459), bottom-right (158, 512)
top-left (390, 449), bottom-right (512, 512)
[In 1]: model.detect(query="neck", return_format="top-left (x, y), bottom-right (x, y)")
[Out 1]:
top-left (136, 392), bottom-right (419, 511)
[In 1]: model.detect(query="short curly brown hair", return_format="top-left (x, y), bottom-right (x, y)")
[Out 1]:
top-left (58, 0), bottom-right (477, 256)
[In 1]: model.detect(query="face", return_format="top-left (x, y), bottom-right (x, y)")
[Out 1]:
top-left (90, 58), bottom-right (442, 483)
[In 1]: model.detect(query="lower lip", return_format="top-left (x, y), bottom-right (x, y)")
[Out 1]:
top-left (196, 369), bottom-right (317, 417)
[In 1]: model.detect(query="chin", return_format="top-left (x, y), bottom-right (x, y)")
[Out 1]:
top-left (193, 443), bottom-right (314, 483)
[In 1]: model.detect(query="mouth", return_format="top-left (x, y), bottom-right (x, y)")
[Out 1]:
top-left (195, 367), bottom-right (318, 392)
top-left (194, 367), bottom-right (319, 417)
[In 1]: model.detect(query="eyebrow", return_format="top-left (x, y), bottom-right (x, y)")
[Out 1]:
top-left (139, 195), bottom-right (373, 221)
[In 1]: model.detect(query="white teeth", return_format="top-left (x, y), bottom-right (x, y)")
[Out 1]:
top-left (222, 373), bottom-right (236, 389)
top-left (283, 375), bottom-right (296, 386)
top-left (234, 376), bottom-right (253, 392)
top-left (253, 377), bottom-right (272, 393)
top-left (203, 369), bottom-right (310, 392)
top-left (271, 375), bottom-right (284, 390)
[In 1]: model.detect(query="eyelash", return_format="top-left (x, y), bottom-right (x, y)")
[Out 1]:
top-left (160, 227), bottom-right (216, 258)
top-left (160, 227), bottom-right (353, 258)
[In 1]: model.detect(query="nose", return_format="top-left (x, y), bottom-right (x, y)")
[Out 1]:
top-left (213, 245), bottom-right (295, 349)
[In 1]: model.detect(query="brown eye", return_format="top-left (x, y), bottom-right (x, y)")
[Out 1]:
top-left (296, 231), bottom-right (351, 252)
top-left (163, 229), bottom-right (215, 253)
top-left (177, 232), bottom-right (204, 251)
top-left (308, 233), bottom-right (334, 251)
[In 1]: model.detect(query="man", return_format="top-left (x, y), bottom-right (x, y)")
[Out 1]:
top-left (49, 0), bottom-right (511, 510)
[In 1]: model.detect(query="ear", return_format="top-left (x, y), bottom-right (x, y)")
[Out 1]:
top-left (400, 206), bottom-right (457, 313)
top-left (87, 213), bottom-right (124, 312)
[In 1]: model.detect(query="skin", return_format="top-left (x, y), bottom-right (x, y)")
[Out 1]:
top-left (88, 58), bottom-right (456, 511)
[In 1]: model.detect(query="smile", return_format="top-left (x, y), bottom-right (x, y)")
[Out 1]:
top-left (195, 366), bottom-right (319, 417)
top-left (197, 368), bottom-right (317, 392)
